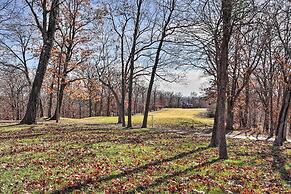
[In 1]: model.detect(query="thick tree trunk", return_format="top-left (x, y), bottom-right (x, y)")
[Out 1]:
top-left (20, 0), bottom-right (59, 124)
top-left (20, 42), bottom-right (56, 124)
top-left (216, 0), bottom-right (232, 159)
top-left (274, 88), bottom-right (291, 146)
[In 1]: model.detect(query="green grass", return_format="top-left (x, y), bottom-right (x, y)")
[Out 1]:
top-left (61, 108), bottom-right (213, 128)
top-left (0, 108), bottom-right (289, 193)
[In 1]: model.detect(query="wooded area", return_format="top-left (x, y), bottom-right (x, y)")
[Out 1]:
top-left (0, 0), bottom-right (290, 192)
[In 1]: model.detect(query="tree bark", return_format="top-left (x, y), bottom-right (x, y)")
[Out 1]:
top-left (50, 81), bottom-right (66, 121)
top-left (20, 0), bottom-right (60, 124)
top-left (274, 88), bottom-right (291, 146)
top-left (106, 91), bottom-right (111, 116)
top-left (226, 99), bottom-right (234, 132)
top-left (209, 105), bottom-right (219, 147)
top-left (47, 80), bottom-right (54, 118)
top-left (242, 79), bottom-right (250, 128)
top-left (127, 0), bottom-right (143, 128)
top-left (216, 0), bottom-right (232, 159)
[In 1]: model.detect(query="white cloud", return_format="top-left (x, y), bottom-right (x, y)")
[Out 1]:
top-left (159, 70), bottom-right (210, 96)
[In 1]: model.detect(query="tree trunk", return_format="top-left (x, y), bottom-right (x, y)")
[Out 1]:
top-left (50, 81), bottom-right (66, 121)
top-left (263, 106), bottom-right (270, 133)
top-left (47, 83), bottom-right (54, 118)
top-left (153, 88), bottom-right (157, 111)
top-left (89, 96), bottom-right (92, 117)
top-left (20, 42), bottom-right (56, 124)
top-left (242, 79), bottom-right (250, 129)
top-left (106, 92), bottom-right (111, 116)
top-left (269, 87), bottom-right (275, 137)
top-left (121, 86), bottom-right (126, 126)
top-left (117, 102), bottom-right (123, 124)
top-left (274, 88), bottom-right (291, 146)
top-left (20, 0), bottom-right (59, 124)
top-left (38, 98), bottom-right (44, 118)
top-left (216, 0), bottom-right (232, 159)
top-left (127, 0), bottom-right (143, 128)
top-left (226, 98), bottom-right (234, 132)
top-left (99, 88), bottom-right (104, 116)
top-left (142, 0), bottom-right (174, 128)
top-left (209, 105), bottom-right (219, 147)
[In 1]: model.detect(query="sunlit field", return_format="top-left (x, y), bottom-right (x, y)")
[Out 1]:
top-left (61, 108), bottom-right (213, 128)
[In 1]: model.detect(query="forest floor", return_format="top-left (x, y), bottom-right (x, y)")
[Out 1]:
top-left (0, 109), bottom-right (290, 193)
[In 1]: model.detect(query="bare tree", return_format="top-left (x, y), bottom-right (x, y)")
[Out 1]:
top-left (20, 0), bottom-right (60, 124)
top-left (142, 0), bottom-right (176, 128)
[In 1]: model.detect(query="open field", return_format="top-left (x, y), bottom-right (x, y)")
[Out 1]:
top-left (61, 108), bottom-right (213, 128)
top-left (0, 109), bottom-right (290, 193)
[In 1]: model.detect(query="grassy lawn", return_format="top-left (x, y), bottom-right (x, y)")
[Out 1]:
top-left (61, 108), bottom-right (213, 128)
top-left (0, 109), bottom-right (290, 193)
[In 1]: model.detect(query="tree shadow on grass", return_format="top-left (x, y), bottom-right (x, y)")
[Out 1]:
top-left (132, 158), bottom-right (220, 192)
top-left (52, 146), bottom-right (209, 193)
top-left (271, 145), bottom-right (290, 187)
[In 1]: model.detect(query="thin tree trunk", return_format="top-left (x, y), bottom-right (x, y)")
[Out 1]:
top-left (89, 96), bottom-right (92, 117)
top-left (142, 0), bottom-right (175, 128)
top-left (209, 105), bottom-right (219, 147)
top-left (38, 98), bottom-right (44, 118)
top-left (50, 81), bottom-right (66, 121)
top-left (242, 79), bottom-right (250, 128)
top-left (127, 0), bottom-right (143, 128)
top-left (106, 91), bottom-right (111, 116)
top-left (226, 99), bottom-right (234, 132)
top-left (47, 80), bottom-right (54, 118)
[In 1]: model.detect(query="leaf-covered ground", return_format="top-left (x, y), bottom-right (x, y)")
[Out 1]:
top-left (0, 109), bottom-right (290, 193)
top-left (0, 124), bottom-right (290, 193)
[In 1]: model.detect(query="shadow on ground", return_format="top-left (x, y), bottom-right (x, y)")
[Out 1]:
top-left (272, 145), bottom-right (290, 187)
top-left (52, 146), bottom-right (210, 193)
